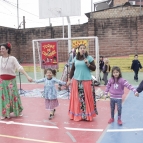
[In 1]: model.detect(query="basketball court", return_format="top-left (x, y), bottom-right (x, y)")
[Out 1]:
top-left (1, 82), bottom-right (142, 143)
top-left (0, 0), bottom-right (143, 142)
top-left (97, 90), bottom-right (143, 143)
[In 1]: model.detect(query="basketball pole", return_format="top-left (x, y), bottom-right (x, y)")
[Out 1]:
top-left (67, 16), bottom-right (71, 53)
top-left (140, 0), bottom-right (142, 15)
top-left (17, 0), bottom-right (19, 28)
top-left (91, 0), bottom-right (93, 18)
top-left (62, 17), bottom-right (65, 38)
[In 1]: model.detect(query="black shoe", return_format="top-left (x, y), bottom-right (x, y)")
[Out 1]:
top-left (49, 114), bottom-right (53, 120)
top-left (95, 109), bottom-right (98, 115)
top-left (53, 109), bottom-right (56, 116)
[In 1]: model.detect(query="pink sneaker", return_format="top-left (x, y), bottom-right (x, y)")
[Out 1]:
top-left (118, 119), bottom-right (122, 125)
top-left (108, 118), bottom-right (114, 124)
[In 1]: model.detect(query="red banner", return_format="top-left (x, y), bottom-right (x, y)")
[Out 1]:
top-left (40, 41), bottom-right (58, 69)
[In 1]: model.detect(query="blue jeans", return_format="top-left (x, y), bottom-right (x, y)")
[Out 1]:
top-left (110, 98), bottom-right (122, 119)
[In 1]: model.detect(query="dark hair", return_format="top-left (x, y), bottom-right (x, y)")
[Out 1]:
top-left (76, 44), bottom-right (88, 60)
top-left (0, 42), bottom-right (12, 54)
top-left (134, 54), bottom-right (138, 57)
top-left (44, 68), bottom-right (56, 76)
top-left (111, 66), bottom-right (122, 83)
top-left (100, 56), bottom-right (103, 59)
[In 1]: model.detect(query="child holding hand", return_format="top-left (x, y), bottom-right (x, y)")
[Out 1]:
top-left (104, 66), bottom-right (139, 125)
top-left (34, 68), bottom-right (66, 120)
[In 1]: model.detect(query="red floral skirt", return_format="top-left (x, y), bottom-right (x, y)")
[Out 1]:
top-left (68, 79), bottom-right (96, 121)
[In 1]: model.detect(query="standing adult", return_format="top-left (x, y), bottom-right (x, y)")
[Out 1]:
top-left (131, 54), bottom-right (142, 82)
top-left (67, 44), bottom-right (97, 121)
top-left (0, 42), bottom-right (32, 119)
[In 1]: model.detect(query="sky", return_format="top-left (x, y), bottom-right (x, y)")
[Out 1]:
top-left (0, 0), bottom-right (101, 29)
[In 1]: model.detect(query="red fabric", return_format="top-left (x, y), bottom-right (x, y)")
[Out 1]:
top-left (68, 79), bottom-right (96, 121)
top-left (0, 74), bottom-right (16, 80)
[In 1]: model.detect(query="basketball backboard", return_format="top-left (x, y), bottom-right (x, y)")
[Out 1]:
top-left (39, 0), bottom-right (81, 19)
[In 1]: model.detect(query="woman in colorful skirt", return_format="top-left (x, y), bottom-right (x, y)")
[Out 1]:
top-left (0, 42), bottom-right (32, 119)
top-left (67, 44), bottom-right (97, 121)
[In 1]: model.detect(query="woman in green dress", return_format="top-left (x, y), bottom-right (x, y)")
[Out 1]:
top-left (0, 42), bottom-right (32, 119)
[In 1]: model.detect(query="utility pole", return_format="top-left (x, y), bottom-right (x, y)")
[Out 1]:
top-left (17, 0), bottom-right (19, 28)
top-left (91, 0), bottom-right (93, 18)
top-left (23, 16), bottom-right (25, 29)
top-left (140, 0), bottom-right (142, 15)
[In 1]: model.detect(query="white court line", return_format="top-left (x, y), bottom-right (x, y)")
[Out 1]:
top-left (65, 127), bottom-right (103, 132)
top-left (107, 128), bottom-right (143, 132)
top-left (0, 134), bottom-right (62, 143)
top-left (0, 121), bottom-right (58, 129)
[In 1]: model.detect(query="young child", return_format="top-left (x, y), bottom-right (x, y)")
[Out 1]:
top-left (99, 56), bottom-right (104, 72)
top-left (99, 56), bottom-right (104, 81)
top-left (103, 58), bottom-right (110, 85)
top-left (34, 68), bottom-right (66, 120)
top-left (104, 66), bottom-right (139, 125)
top-left (131, 54), bottom-right (142, 82)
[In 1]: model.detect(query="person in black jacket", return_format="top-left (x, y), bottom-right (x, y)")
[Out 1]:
top-left (99, 56), bottom-right (104, 81)
top-left (99, 56), bottom-right (104, 71)
top-left (103, 58), bottom-right (111, 85)
top-left (131, 55), bottom-right (142, 82)
top-left (136, 80), bottom-right (143, 93)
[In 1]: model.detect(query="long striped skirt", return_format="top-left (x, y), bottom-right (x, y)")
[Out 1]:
top-left (0, 78), bottom-right (23, 118)
top-left (68, 78), bottom-right (96, 121)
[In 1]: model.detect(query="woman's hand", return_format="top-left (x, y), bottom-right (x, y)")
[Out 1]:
top-left (27, 76), bottom-right (33, 82)
top-left (84, 58), bottom-right (88, 64)
top-left (67, 80), bottom-right (71, 86)
top-left (84, 59), bottom-right (90, 67)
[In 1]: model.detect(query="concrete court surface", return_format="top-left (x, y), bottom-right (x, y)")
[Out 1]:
top-left (0, 71), bottom-right (143, 143)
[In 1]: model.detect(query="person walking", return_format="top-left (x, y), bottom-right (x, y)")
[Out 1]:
top-left (131, 54), bottom-right (142, 82)
top-left (34, 68), bottom-right (66, 120)
top-left (0, 42), bottom-right (32, 119)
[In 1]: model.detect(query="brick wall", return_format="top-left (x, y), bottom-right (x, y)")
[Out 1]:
top-left (0, 27), bottom-right (18, 58)
top-left (94, 16), bottom-right (143, 57)
top-left (0, 24), bottom-right (88, 63)
top-left (1, 8), bottom-right (143, 63)
top-left (92, 6), bottom-right (141, 19)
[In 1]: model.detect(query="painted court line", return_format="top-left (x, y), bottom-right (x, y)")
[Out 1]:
top-left (107, 128), bottom-right (143, 132)
top-left (66, 132), bottom-right (76, 142)
top-left (0, 134), bottom-right (62, 143)
top-left (65, 127), bottom-right (103, 132)
top-left (0, 121), bottom-right (58, 129)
